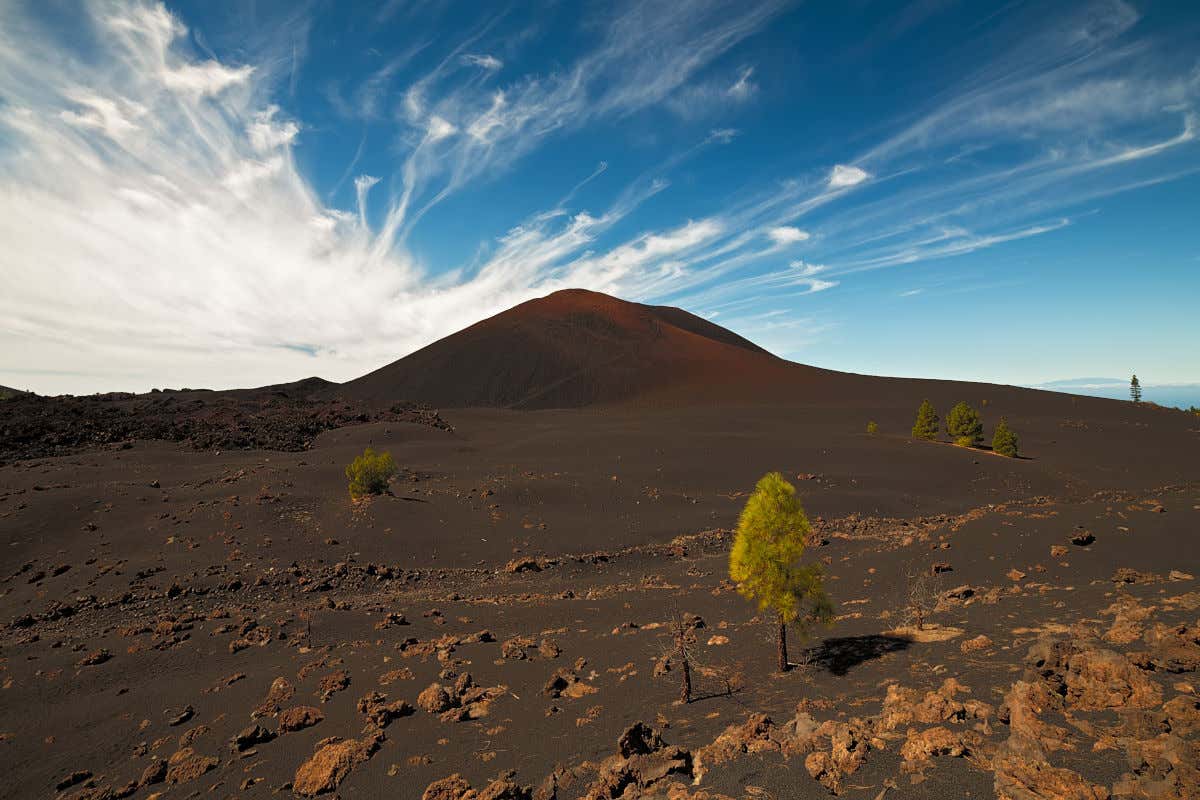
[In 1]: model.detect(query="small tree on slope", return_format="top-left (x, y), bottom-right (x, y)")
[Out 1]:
top-left (946, 401), bottom-right (984, 447)
top-left (1130, 374), bottom-right (1142, 403)
top-left (992, 417), bottom-right (1019, 457)
top-left (729, 472), bottom-right (833, 673)
top-left (911, 400), bottom-right (940, 440)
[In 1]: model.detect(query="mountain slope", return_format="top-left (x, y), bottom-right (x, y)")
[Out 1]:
top-left (341, 289), bottom-right (825, 409)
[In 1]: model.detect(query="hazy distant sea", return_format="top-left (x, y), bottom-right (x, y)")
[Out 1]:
top-left (1032, 379), bottom-right (1200, 410)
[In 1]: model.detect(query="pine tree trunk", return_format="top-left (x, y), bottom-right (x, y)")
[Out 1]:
top-left (777, 616), bottom-right (789, 673)
top-left (675, 616), bottom-right (692, 703)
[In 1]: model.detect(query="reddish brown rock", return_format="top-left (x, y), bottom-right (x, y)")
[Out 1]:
top-left (423, 773), bottom-right (473, 800)
top-left (165, 747), bottom-right (218, 785)
top-left (278, 706), bottom-right (324, 733)
top-left (253, 677), bottom-right (295, 718)
top-left (292, 736), bottom-right (378, 797)
top-left (317, 670), bottom-right (350, 702)
top-left (1113, 733), bottom-right (1200, 799)
top-left (999, 680), bottom-right (1071, 753)
top-left (418, 683), bottom-right (454, 714)
top-left (1163, 695), bottom-right (1200, 736)
top-left (993, 734), bottom-right (1108, 800)
top-left (1065, 648), bottom-right (1162, 711)
top-left (899, 726), bottom-right (971, 769)
top-left (804, 718), bottom-right (874, 794)
top-left (356, 691), bottom-right (414, 728)
top-left (962, 634), bottom-right (993, 654)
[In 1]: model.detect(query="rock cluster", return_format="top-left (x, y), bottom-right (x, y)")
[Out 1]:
top-left (417, 673), bottom-right (507, 722)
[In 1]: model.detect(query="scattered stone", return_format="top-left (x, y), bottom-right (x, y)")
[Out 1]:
top-left (278, 706), bottom-right (324, 733)
top-left (165, 747), bottom-right (218, 784)
top-left (254, 677), bottom-right (296, 718)
top-left (899, 726), bottom-right (971, 769)
top-left (993, 734), bottom-right (1107, 800)
top-left (1112, 568), bottom-right (1154, 584)
top-left (232, 724), bottom-right (275, 752)
top-left (418, 683), bottom-right (455, 715)
top-left (167, 706), bottom-right (194, 726)
top-left (76, 649), bottom-right (111, 667)
top-left (292, 735), bottom-right (379, 797)
top-left (56, 771), bottom-right (92, 791)
top-left (356, 691), bottom-right (414, 728)
top-left (961, 635), bottom-right (993, 654)
top-left (317, 670), bottom-right (350, 702)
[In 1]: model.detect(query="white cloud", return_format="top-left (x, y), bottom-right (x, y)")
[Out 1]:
top-left (426, 115), bottom-right (458, 142)
top-left (354, 175), bottom-right (381, 227)
top-left (161, 61), bottom-right (254, 95)
top-left (828, 164), bottom-right (871, 188)
top-left (666, 65), bottom-right (760, 119)
top-left (462, 53), bottom-right (503, 71)
top-left (767, 226), bottom-right (810, 245)
top-left (59, 90), bottom-right (146, 141)
top-left (247, 107), bottom-right (299, 152)
top-left (728, 66), bottom-right (757, 101)
top-left (790, 260), bottom-right (826, 276)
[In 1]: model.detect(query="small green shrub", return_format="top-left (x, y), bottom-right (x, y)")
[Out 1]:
top-left (946, 401), bottom-right (983, 447)
top-left (993, 417), bottom-right (1019, 457)
top-left (866, 420), bottom-right (879, 435)
top-left (911, 400), bottom-right (939, 440)
top-left (345, 447), bottom-right (397, 498)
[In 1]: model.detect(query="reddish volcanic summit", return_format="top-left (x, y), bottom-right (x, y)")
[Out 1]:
top-left (343, 288), bottom-right (821, 409)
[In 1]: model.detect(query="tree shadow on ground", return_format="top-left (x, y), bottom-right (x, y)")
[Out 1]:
top-left (802, 634), bottom-right (912, 676)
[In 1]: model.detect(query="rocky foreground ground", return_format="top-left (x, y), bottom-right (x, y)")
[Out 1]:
top-left (2, 421), bottom-right (1198, 800)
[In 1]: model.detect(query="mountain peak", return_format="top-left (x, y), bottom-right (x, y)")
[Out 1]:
top-left (341, 289), bottom-right (809, 409)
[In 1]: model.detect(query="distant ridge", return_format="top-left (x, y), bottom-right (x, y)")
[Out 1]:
top-left (340, 289), bottom-right (830, 409)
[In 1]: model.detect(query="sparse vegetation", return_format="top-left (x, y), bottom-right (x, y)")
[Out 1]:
top-left (911, 399), bottom-right (939, 440)
top-left (729, 471), bottom-right (833, 673)
top-left (866, 420), bottom-right (878, 434)
top-left (1130, 374), bottom-right (1142, 403)
top-left (345, 447), bottom-right (397, 498)
top-left (946, 401), bottom-right (983, 447)
top-left (992, 417), bottom-right (1019, 457)
top-left (904, 565), bottom-right (943, 632)
top-left (670, 611), bottom-right (695, 704)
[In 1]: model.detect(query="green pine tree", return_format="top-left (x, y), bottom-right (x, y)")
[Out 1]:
top-left (866, 420), bottom-right (879, 435)
top-left (1130, 374), bottom-right (1142, 403)
top-left (911, 400), bottom-right (939, 440)
top-left (946, 401), bottom-right (983, 447)
top-left (992, 417), bottom-right (1019, 457)
top-left (729, 472), bottom-right (833, 673)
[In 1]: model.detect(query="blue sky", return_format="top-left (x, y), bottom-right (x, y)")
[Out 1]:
top-left (1, 0), bottom-right (1198, 399)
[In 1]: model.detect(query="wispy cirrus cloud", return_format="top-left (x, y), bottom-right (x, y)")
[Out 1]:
top-left (461, 53), bottom-right (503, 71)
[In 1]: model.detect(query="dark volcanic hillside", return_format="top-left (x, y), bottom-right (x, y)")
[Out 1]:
top-left (341, 288), bottom-right (824, 408)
